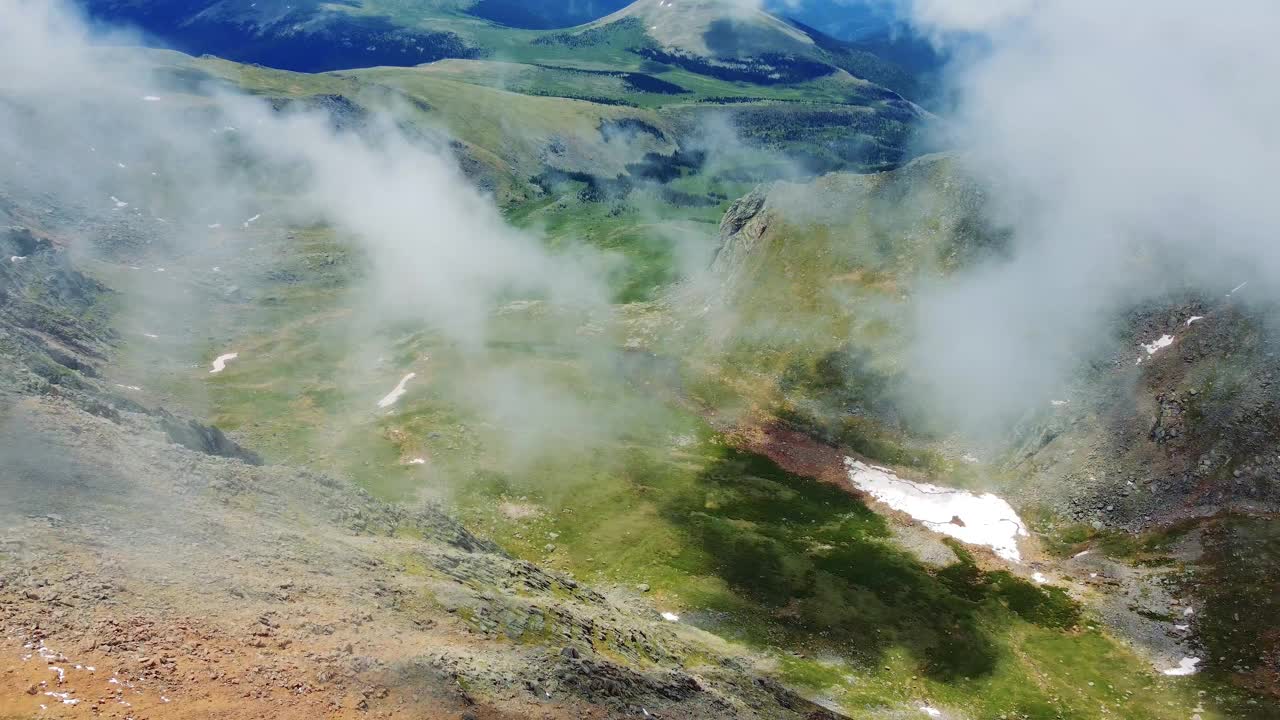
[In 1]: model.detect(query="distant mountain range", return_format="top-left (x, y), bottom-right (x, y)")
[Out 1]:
top-left (76, 0), bottom-right (941, 98)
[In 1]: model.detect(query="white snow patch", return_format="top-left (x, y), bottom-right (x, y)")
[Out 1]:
top-left (844, 459), bottom-right (1028, 562)
top-left (243, 213), bottom-right (261, 227)
top-left (44, 691), bottom-right (79, 705)
top-left (1051, 399), bottom-right (1069, 406)
top-left (209, 352), bottom-right (239, 374)
top-left (114, 384), bottom-right (142, 391)
top-left (1074, 549), bottom-right (1091, 558)
top-left (207, 223), bottom-right (222, 229)
top-left (116, 162), bottom-right (127, 169)
top-left (28, 641), bottom-right (62, 662)
top-left (1183, 606), bottom-right (1195, 616)
top-left (1186, 316), bottom-right (1205, 326)
top-left (110, 195), bottom-right (128, 208)
top-left (407, 458), bottom-right (426, 465)
top-left (1031, 572), bottom-right (1049, 584)
top-left (142, 95), bottom-right (161, 101)
top-left (10, 255), bottom-right (25, 262)
top-left (1175, 624), bottom-right (1190, 631)
top-left (143, 333), bottom-right (159, 339)
top-left (961, 453), bottom-right (980, 464)
top-left (1228, 281), bottom-right (1248, 296)
top-left (377, 372), bottom-right (417, 408)
top-left (1141, 334), bottom-right (1175, 356)
top-left (660, 612), bottom-right (680, 622)
top-left (919, 707), bottom-right (942, 718)
top-left (50, 666), bottom-right (65, 682)
top-left (1161, 657), bottom-right (1200, 676)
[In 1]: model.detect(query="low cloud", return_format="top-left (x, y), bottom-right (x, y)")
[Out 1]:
top-left (895, 0), bottom-right (1280, 430)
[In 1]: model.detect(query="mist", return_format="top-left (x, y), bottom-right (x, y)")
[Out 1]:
top-left (892, 0), bottom-right (1280, 432)
top-left (0, 0), bottom-right (625, 470)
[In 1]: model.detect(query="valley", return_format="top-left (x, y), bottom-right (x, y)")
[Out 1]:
top-left (2, 1), bottom-right (1278, 719)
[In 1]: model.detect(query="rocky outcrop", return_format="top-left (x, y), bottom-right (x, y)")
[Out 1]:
top-left (708, 185), bottom-right (770, 286)
top-left (159, 411), bottom-right (264, 466)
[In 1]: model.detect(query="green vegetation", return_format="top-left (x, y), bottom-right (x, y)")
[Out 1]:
top-left (1188, 515), bottom-right (1280, 717)
top-left (79, 34), bottom-right (1255, 720)
top-left (1034, 515), bottom-right (1198, 566)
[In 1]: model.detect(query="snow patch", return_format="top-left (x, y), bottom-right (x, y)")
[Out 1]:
top-left (919, 707), bottom-right (942, 718)
top-left (1186, 316), bottom-right (1204, 326)
top-left (377, 372), bottom-right (417, 408)
top-left (1161, 657), bottom-right (1200, 676)
top-left (44, 691), bottom-right (79, 705)
top-left (844, 459), bottom-right (1028, 562)
top-left (142, 95), bottom-right (161, 101)
top-left (1141, 334), bottom-right (1175, 357)
top-left (407, 458), bottom-right (426, 465)
top-left (1228, 281), bottom-right (1248, 297)
top-left (243, 213), bottom-right (261, 227)
top-left (10, 255), bottom-right (25, 262)
top-left (660, 612), bottom-right (680, 622)
top-left (1031, 572), bottom-right (1049, 584)
top-left (209, 352), bottom-right (239, 374)
top-left (1051, 399), bottom-right (1069, 406)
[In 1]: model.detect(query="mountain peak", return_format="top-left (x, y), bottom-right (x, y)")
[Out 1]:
top-left (600, 0), bottom-right (817, 59)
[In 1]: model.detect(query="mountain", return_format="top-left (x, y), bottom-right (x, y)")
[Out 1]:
top-left (10, 1), bottom-right (1274, 718)
top-left (75, 0), bottom-right (933, 99)
top-left (467, 0), bottom-right (634, 29)
top-left (683, 158), bottom-right (1280, 715)
top-left (0, 226), bottom-right (847, 720)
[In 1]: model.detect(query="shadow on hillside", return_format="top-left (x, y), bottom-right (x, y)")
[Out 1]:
top-left (659, 447), bottom-right (1078, 682)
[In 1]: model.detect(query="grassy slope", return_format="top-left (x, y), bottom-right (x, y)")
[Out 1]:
top-left (95, 202), bottom-right (1225, 720)
top-left (107, 261), bottom-right (1214, 719)
top-left (88, 44), bottom-right (1249, 720)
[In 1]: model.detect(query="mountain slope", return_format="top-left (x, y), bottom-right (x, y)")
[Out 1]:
top-left (78, 0), bottom-right (489, 72)
top-left (0, 210), bottom-right (847, 719)
top-left (466, 0), bottom-right (633, 29)
top-left (681, 160), bottom-right (1280, 717)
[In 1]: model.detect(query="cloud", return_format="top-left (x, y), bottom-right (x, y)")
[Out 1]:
top-left (903, 0), bottom-right (1034, 35)
top-left (894, 0), bottom-right (1280, 430)
top-left (0, 0), bottom-right (623, 461)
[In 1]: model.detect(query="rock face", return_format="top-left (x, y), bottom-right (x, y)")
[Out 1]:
top-left (709, 185), bottom-right (771, 286)
top-left (159, 412), bottom-right (264, 466)
top-left (0, 231), bottom-right (844, 718)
